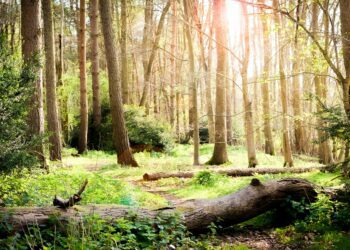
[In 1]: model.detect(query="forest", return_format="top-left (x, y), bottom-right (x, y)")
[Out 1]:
top-left (0, 0), bottom-right (350, 249)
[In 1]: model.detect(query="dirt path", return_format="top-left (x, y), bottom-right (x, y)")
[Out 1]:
top-left (130, 180), bottom-right (185, 207)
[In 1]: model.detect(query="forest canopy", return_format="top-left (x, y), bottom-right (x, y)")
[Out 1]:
top-left (0, 0), bottom-right (350, 249)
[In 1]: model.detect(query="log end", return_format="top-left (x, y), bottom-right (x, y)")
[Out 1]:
top-left (250, 178), bottom-right (261, 186)
top-left (143, 173), bottom-right (151, 181)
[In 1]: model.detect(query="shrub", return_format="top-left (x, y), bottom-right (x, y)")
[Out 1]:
top-left (70, 104), bottom-right (175, 152)
top-left (194, 171), bottom-right (219, 186)
top-left (0, 38), bottom-right (38, 171)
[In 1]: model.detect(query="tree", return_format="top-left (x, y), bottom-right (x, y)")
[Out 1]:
top-left (99, 0), bottom-right (138, 167)
top-left (120, 0), bottom-right (128, 104)
top-left (21, 0), bottom-right (45, 166)
top-left (258, 0), bottom-right (275, 155)
top-left (139, 0), bottom-right (171, 107)
top-left (208, 0), bottom-right (228, 165)
top-left (42, 0), bottom-right (62, 161)
top-left (241, 2), bottom-right (258, 168)
top-left (273, 0), bottom-right (293, 167)
top-left (90, 0), bottom-right (101, 129)
top-left (312, 2), bottom-right (334, 164)
top-left (78, 0), bottom-right (88, 154)
top-left (183, 0), bottom-right (199, 165)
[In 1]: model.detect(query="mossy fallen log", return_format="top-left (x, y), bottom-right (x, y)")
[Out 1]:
top-left (0, 178), bottom-right (317, 232)
top-left (143, 166), bottom-right (326, 181)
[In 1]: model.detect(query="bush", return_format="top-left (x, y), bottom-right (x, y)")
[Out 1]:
top-left (70, 104), bottom-right (175, 152)
top-left (0, 38), bottom-right (38, 171)
top-left (194, 171), bottom-right (219, 186)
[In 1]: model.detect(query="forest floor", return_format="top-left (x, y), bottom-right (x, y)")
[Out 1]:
top-left (2, 144), bottom-right (348, 249)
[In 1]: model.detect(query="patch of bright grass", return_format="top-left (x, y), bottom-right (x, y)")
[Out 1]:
top-left (1, 166), bottom-right (167, 208)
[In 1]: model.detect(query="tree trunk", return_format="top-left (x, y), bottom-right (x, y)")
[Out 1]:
top-left (90, 0), bottom-right (101, 129)
top-left (312, 2), bottom-right (334, 165)
top-left (241, 2), bottom-right (258, 168)
top-left (143, 166), bottom-right (327, 181)
top-left (0, 178), bottom-right (317, 232)
top-left (193, 0), bottom-right (215, 143)
top-left (139, 1), bottom-right (171, 107)
top-left (183, 0), bottom-right (199, 165)
top-left (339, 0), bottom-right (350, 123)
top-left (42, 0), bottom-right (62, 161)
top-left (274, 0), bottom-right (293, 167)
top-left (99, 0), bottom-right (138, 167)
top-left (208, 0), bottom-right (228, 165)
top-left (120, 0), bottom-right (129, 104)
top-left (21, 0), bottom-right (46, 166)
top-left (258, 0), bottom-right (275, 156)
top-left (78, 0), bottom-right (88, 154)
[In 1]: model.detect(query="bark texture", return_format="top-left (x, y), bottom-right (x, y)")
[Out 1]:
top-left (258, 0), bottom-right (275, 156)
top-left (120, 0), bottom-right (128, 104)
top-left (99, 0), bottom-right (138, 166)
top-left (208, 0), bottom-right (228, 165)
top-left (241, 2), bottom-right (257, 168)
top-left (0, 178), bottom-right (317, 232)
top-left (21, 0), bottom-right (46, 166)
top-left (42, 0), bottom-right (62, 161)
top-left (90, 0), bottom-right (101, 128)
top-left (78, 0), bottom-right (88, 154)
top-left (183, 0), bottom-right (199, 165)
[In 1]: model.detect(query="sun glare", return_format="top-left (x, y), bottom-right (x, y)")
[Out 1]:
top-left (225, 1), bottom-right (243, 42)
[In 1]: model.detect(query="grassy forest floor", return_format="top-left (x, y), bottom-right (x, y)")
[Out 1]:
top-left (1, 144), bottom-right (350, 249)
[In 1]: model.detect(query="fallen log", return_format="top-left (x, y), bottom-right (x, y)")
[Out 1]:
top-left (143, 166), bottom-right (326, 181)
top-left (0, 178), bottom-right (317, 232)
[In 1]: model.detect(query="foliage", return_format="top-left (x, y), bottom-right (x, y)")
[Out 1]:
top-left (0, 212), bottom-right (248, 249)
top-left (315, 102), bottom-right (350, 176)
top-left (0, 167), bottom-right (167, 208)
top-left (275, 195), bottom-right (350, 248)
top-left (0, 38), bottom-right (39, 172)
top-left (194, 171), bottom-right (221, 187)
top-left (69, 104), bottom-right (175, 152)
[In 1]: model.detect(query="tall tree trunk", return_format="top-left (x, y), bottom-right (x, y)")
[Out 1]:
top-left (340, 0), bottom-right (350, 122)
top-left (78, 0), bottom-right (88, 154)
top-left (258, 0), bottom-right (275, 155)
top-left (312, 2), bottom-right (334, 164)
top-left (241, 2), bottom-right (258, 168)
top-left (120, 0), bottom-right (128, 104)
top-left (21, 0), bottom-right (46, 166)
top-left (193, 0), bottom-right (215, 143)
top-left (169, 0), bottom-right (177, 127)
top-left (139, 1), bottom-right (171, 107)
top-left (291, 30), bottom-right (306, 154)
top-left (183, 0), bottom-right (199, 165)
top-left (208, 0), bottom-right (228, 165)
top-left (274, 0), bottom-right (293, 167)
top-left (99, 0), bottom-right (138, 167)
top-left (42, 0), bottom-right (62, 161)
top-left (90, 0), bottom-right (101, 129)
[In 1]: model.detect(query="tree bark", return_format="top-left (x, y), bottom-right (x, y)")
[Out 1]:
top-left (90, 0), bottom-right (101, 129)
top-left (143, 166), bottom-right (326, 181)
top-left (183, 0), bottom-right (199, 165)
top-left (340, 0), bottom-right (350, 123)
top-left (21, 0), bottom-right (46, 166)
top-left (241, 2), bottom-right (258, 168)
top-left (258, 0), bottom-right (275, 156)
top-left (274, 0), bottom-right (293, 167)
top-left (120, 0), bottom-right (129, 104)
top-left (78, 0), bottom-right (88, 154)
top-left (312, 2), bottom-right (334, 165)
top-left (42, 0), bottom-right (62, 161)
top-left (99, 0), bottom-right (138, 167)
top-left (0, 178), bottom-right (317, 232)
top-left (208, 0), bottom-right (228, 165)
